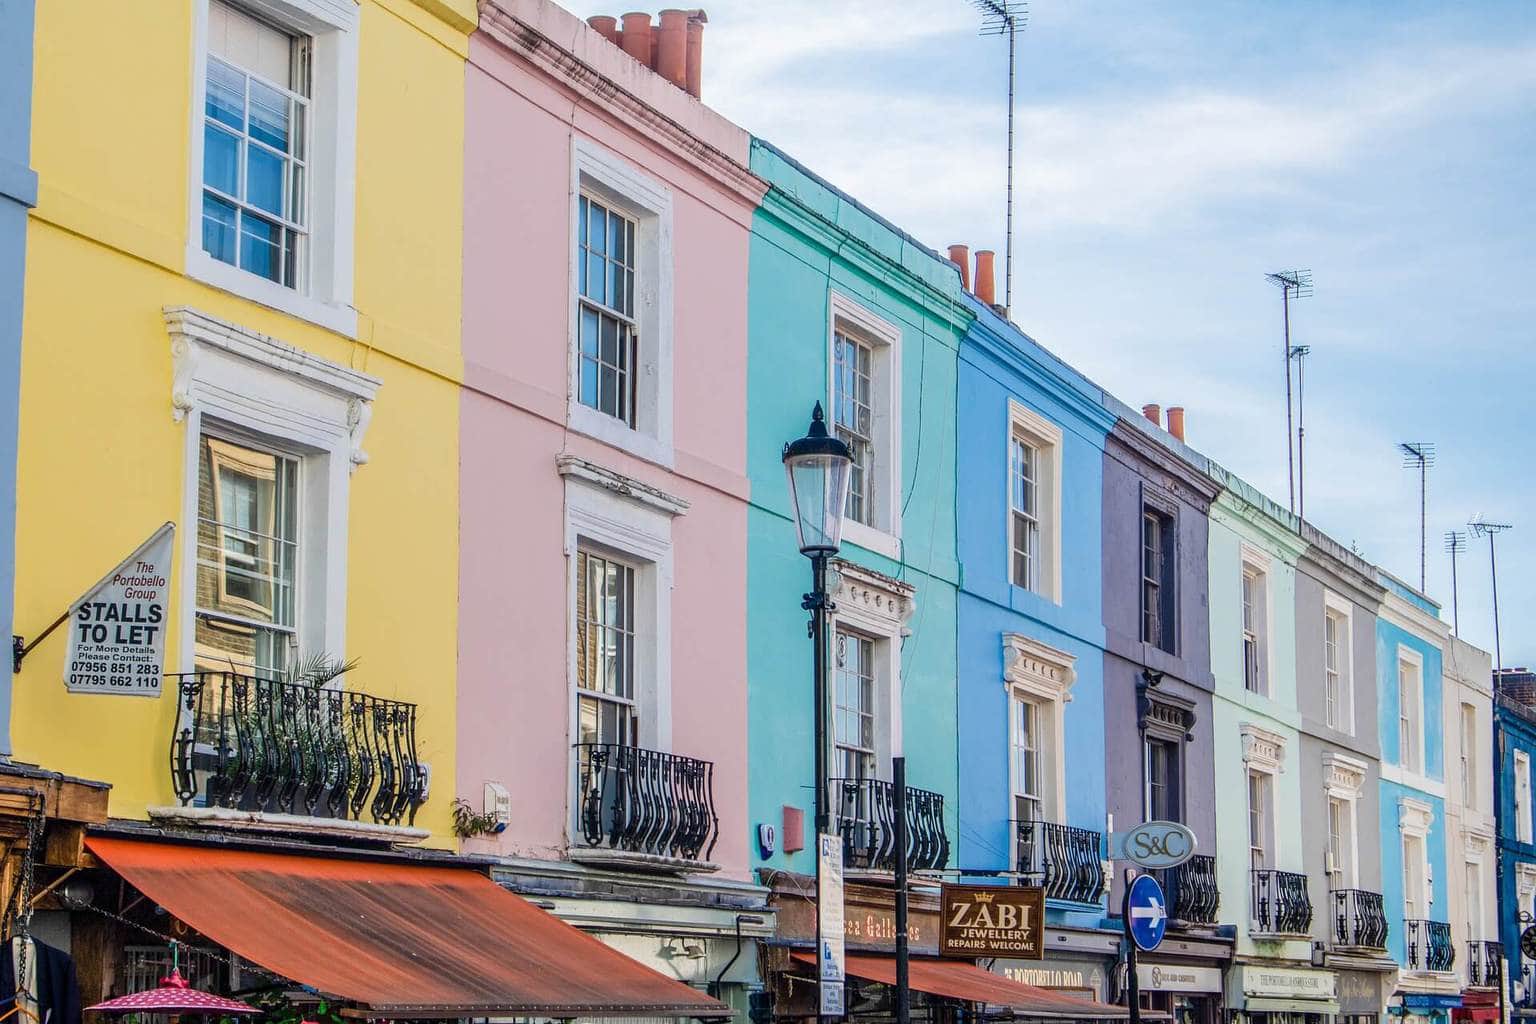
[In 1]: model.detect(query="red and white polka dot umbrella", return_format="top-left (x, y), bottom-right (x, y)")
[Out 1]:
top-left (86, 969), bottom-right (260, 1016)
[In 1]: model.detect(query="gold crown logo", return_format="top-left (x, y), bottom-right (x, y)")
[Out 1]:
top-left (971, 891), bottom-right (995, 903)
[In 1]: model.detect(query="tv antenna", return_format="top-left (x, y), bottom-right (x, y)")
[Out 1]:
top-left (1266, 270), bottom-right (1312, 514)
top-left (972, 1), bottom-right (1026, 312)
top-left (1470, 517), bottom-right (1513, 672)
top-left (1398, 442), bottom-right (1435, 591)
top-left (1444, 530), bottom-right (1467, 637)
top-left (1290, 345), bottom-right (1311, 520)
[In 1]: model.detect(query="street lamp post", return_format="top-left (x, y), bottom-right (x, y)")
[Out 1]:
top-left (783, 403), bottom-right (852, 1024)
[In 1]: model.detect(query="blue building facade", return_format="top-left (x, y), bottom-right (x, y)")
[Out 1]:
top-left (1495, 670), bottom-right (1536, 1015)
top-left (955, 282), bottom-right (1120, 997)
top-left (0, 0), bottom-right (38, 756)
top-left (1377, 575), bottom-right (1460, 1023)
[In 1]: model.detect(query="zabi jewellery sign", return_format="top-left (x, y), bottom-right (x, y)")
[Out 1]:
top-left (817, 833), bottom-right (846, 1016)
top-left (940, 884), bottom-right (1045, 958)
top-left (63, 523), bottom-right (175, 697)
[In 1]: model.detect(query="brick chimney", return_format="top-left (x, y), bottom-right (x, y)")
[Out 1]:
top-left (974, 250), bottom-right (996, 307)
top-left (1166, 406), bottom-right (1186, 442)
top-left (1141, 404), bottom-right (1161, 428)
top-left (947, 244), bottom-right (971, 291)
top-left (587, 9), bottom-right (707, 99)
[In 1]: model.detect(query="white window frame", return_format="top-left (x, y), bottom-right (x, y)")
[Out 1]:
top-left (1323, 751), bottom-right (1367, 890)
top-left (566, 139), bottom-right (675, 467)
top-left (186, 0), bottom-right (359, 337)
top-left (1400, 797), bottom-right (1434, 921)
top-left (826, 560), bottom-right (915, 781)
top-left (1246, 768), bottom-right (1274, 871)
top-left (167, 306), bottom-right (378, 676)
top-left (1003, 634), bottom-right (1075, 869)
top-left (1240, 545), bottom-right (1272, 696)
top-left (826, 293), bottom-right (902, 560)
top-left (1398, 646), bottom-right (1426, 774)
top-left (1517, 750), bottom-right (1533, 845)
top-left (1322, 592), bottom-right (1354, 735)
top-left (1460, 701), bottom-right (1478, 811)
top-left (1006, 401), bottom-right (1063, 602)
top-left (1464, 854), bottom-right (1486, 945)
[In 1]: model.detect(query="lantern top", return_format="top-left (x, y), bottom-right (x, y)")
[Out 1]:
top-left (782, 402), bottom-right (851, 464)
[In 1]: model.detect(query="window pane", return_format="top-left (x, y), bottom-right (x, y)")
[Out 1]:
top-left (206, 58), bottom-right (246, 130)
top-left (201, 194), bottom-right (238, 266)
top-left (248, 79), bottom-right (290, 152)
top-left (238, 211), bottom-right (283, 282)
top-left (245, 144), bottom-right (285, 217)
top-left (203, 124), bottom-right (240, 196)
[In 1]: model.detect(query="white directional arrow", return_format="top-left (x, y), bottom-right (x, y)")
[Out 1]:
top-left (1131, 897), bottom-right (1167, 926)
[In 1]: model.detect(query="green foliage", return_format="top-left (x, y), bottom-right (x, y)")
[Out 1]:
top-left (451, 797), bottom-right (500, 839)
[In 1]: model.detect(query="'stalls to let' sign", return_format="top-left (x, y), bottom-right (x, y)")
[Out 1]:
top-left (64, 523), bottom-right (175, 697)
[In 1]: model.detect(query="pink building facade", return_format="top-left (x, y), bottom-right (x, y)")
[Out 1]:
top-left (458, 0), bottom-right (768, 1005)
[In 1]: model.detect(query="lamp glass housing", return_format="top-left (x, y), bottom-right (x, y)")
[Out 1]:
top-left (782, 403), bottom-right (852, 556)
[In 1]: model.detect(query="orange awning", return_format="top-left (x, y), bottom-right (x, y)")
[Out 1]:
top-left (87, 836), bottom-right (730, 1019)
top-left (793, 952), bottom-right (1129, 1019)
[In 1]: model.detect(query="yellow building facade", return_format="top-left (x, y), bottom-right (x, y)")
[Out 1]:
top-left (12, 0), bottom-right (472, 847)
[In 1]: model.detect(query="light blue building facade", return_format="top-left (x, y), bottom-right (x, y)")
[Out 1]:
top-left (744, 139), bottom-right (971, 893)
top-left (0, 0), bottom-right (39, 756)
top-left (1376, 574), bottom-right (1460, 1023)
top-left (955, 291), bottom-right (1120, 996)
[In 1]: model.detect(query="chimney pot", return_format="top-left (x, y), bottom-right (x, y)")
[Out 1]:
top-left (974, 250), bottom-right (996, 306)
top-left (620, 12), bottom-right (652, 64)
top-left (587, 15), bottom-right (620, 44)
top-left (684, 10), bottom-right (706, 98)
top-left (947, 245), bottom-right (971, 291)
top-left (657, 10), bottom-right (688, 88)
top-left (1166, 406), bottom-right (1186, 442)
top-left (1141, 404), bottom-right (1161, 427)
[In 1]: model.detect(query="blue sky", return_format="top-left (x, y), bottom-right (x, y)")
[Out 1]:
top-left (567, 0), bottom-right (1536, 666)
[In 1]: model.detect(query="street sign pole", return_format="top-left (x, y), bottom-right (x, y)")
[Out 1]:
top-left (1123, 870), bottom-right (1141, 1024)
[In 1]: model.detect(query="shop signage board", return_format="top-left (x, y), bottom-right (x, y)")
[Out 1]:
top-left (1125, 874), bottom-right (1168, 952)
top-left (939, 884), bottom-right (1045, 958)
top-left (1335, 970), bottom-right (1387, 1015)
top-left (816, 833), bottom-right (845, 1015)
top-left (1111, 821), bottom-right (1198, 869)
top-left (1241, 965), bottom-right (1337, 1000)
top-left (997, 958), bottom-right (1110, 1001)
top-left (1137, 964), bottom-right (1223, 994)
top-left (63, 523), bottom-right (175, 696)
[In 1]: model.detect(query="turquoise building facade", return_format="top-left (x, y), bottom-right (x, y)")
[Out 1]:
top-left (744, 139), bottom-right (970, 881)
top-left (0, 0), bottom-right (39, 755)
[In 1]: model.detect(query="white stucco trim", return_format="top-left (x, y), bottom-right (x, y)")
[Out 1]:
top-left (166, 306), bottom-right (378, 677)
top-left (567, 137), bottom-right (676, 468)
top-left (828, 291), bottom-right (902, 561)
top-left (1006, 400), bottom-right (1065, 603)
top-left (829, 560), bottom-right (915, 764)
top-left (185, 0), bottom-right (360, 337)
top-left (555, 455), bottom-right (689, 518)
top-left (1400, 796), bottom-right (1434, 839)
top-left (1003, 634), bottom-right (1075, 829)
top-left (1396, 644), bottom-right (1428, 775)
top-left (1515, 862), bottom-right (1536, 920)
top-left (1322, 590), bottom-right (1356, 736)
top-left (1323, 750), bottom-right (1368, 798)
top-left (1241, 722), bottom-right (1287, 775)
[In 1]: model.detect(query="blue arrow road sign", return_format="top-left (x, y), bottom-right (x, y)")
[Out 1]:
top-left (1126, 874), bottom-right (1168, 952)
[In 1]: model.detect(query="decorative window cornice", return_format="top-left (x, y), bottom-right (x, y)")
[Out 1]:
top-left (165, 306), bottom-right (379, 471)
top-left (1003, 634), bottom-right (1077, 704)
top-left (556, 455), bottom-right (689, 517)
top-left (1241, 722), bottom-right (1287, 774)
top-left (1515, 862), bottom-right (1536, 898)
top-left (1323, 751), bottom-right (1368, 798)
top-left (1399, 796), bottom-right (1434, 838)
top-left (1138, 673), bottom-right (1195, 742)
top-left (832, 559), bottom-right (917, 639)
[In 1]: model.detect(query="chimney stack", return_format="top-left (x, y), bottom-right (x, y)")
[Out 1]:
top-left (947, 245), bottom-right (971, 292)
top-left (1166, 406), bottom-right (1186, 442)
top-left (685, 10), bottom-right (706, 99)
top-left (1141, 404), bottom-right (1161, 428)
top-left (620, 12), bottom-right (653, 64)
top-left (974, 250), bottom-right (996, 306)
top-left (587, 15), bottom-right (620, 43)
top-left (656, 11), bottom-right (688, 89)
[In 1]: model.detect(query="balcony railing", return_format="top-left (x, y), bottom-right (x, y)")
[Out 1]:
top-left (1016, 820), bottom-right (1106, 905)
top-left (831, 777), bottom-right (950, 872)
top-left (1251, 868), bottom-right (1312, 936)
top-left (170, 670), bottom-right (425, 826)
top-left (1467, 940), bottom-right (1503, 988)
top-left (1330, 888), bottom-right (1388, 950)
top-left (1162, 854), bottom-right (1220, 925)
top-left (1520, 964), bottom-right (1536, 1008)
top-left (1404, 919), bottom-right (1456, 972)
top-left (575, 744), bottom-right (719, 861)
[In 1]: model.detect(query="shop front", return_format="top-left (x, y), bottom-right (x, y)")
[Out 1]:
top-left (1134, 932), bottom-right (1235, 1024)
top-left (1450, 989), bottom-right (1500, 1024)
top-left (38, 830), bottom-right (733, 1022)
top-left (764, 874), bottom-right (1129, 1022)
top-left (1227, 963), bottom-right (1340, 1024)
top-left (1389, 992), bottom-right (1464, 1024)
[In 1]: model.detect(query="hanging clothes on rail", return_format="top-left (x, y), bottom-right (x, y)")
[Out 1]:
top-left (0, 937), bottom-right (80, 1024)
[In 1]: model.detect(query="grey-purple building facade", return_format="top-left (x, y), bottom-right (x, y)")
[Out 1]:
top-left (1101, 406), bottom-right (1232, 1024)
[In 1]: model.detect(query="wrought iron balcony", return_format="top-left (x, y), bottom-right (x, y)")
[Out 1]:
top-left (1161, 854), bottom-right (1220, 925)
top-left (170, 670), bottom-right (425, 826)
top-left (1404, 919), bottom-right (1456, 972)
top-left (575, 744), bottom-right (718, 861)
top-left (1520, 963), bottom-right (1536, 1008)
top-left (831, 777), bottom-right (950, 872)
top-left (1250, 868), bottom-right (1312, 936)
top-left (1467, 940), bottom-right (1503, 989)
top-left (1330, 888), bottom-right (1388, 950)
top-left (1016, 820), bottom-right (1106, 905)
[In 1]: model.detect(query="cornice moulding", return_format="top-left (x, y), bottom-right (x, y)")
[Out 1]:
top-left (556, 455), bottom-right (690, 517)
top-left (476, 1), bottom-right (766, 209)
top-left (1107, 421), bottom-right (1222, 503)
